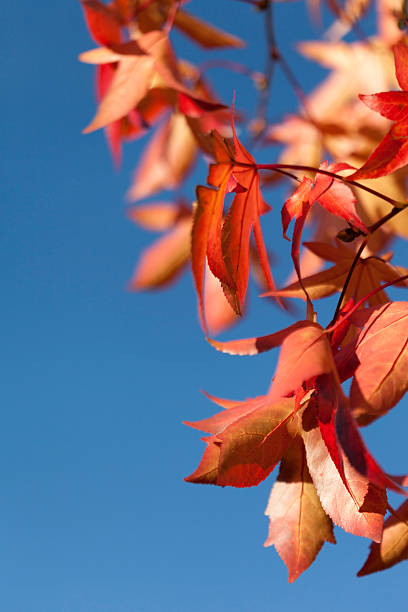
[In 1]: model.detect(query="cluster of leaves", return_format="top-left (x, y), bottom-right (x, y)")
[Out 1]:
top-left (79, 0), bottom-right (408, 582)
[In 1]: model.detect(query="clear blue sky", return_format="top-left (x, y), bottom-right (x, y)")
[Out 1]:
top-left (1, 1), bottom-right (407, 610)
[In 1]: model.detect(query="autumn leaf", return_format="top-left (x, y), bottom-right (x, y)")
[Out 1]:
top-left (264, 437), bottom-right (335, 583)
top-left (266, 240), bottom-right (408, 308)
top-left (127, 199), bottom-right (191, 289)
top-left (268, 323), bottom-right (395, 539)
top-left (81, 34), bottom-right (158, 133)
top-left (207, 320), bottom-right (314, 356)
top-left (127, 200), bottom-right (190, 231)
top-left (192, 124), bottom-right (277, 328)
top-left (82, 30), bottom-right (212, 134)
top-left (351, 43), bottom-right (408, 179)
top-left (350, 301), bottom-right (408, 425)
top-left (174, 9), bottom-right (245, 49)
top-left (95, 62), bottom-right (148, 166)
top-left (185, 397), bottom-right (296, 487)
top-left (358, 501), bottom-right (408, 576)
top-left (301, 398), bottom-right (387, 542)
top-left (203, 263), bottom-right (240, 336)
top-left (194, 318), bottom-right (392, 542)
top-left (128, 215), bottom-right (192, 289)
top-left (350, 132), bottom-right (408, 180)
top-left (77, 0), bottom-right (408, 581)
top-left (132, 0), bottom-right (244, 48)
top-left (127, 113), bottom-right (197, 201)
top-left (81, 0), bottom-right (122, 46)
top-left (128, 201), bottom-right (239, 334)
top-left (281, 164), bottom-right (367, 286)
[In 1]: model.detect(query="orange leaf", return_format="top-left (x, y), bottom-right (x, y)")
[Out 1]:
top-left (192, 182), bottom-right (234, 332)
top-left (203, 264), bottom-right (240, 335)
top-left (128, 217), bottom-right (191, 289)
top-left (127, 114), bottom-right (196, 201)
top-left (127, 201), bottom-right (189, 232)
top-left (83, 35), bottom-right (158, 132)
top-left (207, 320), bottom-right (313, 356)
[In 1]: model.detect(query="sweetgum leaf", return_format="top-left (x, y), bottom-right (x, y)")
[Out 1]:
top-left (393, 42), bottom-right (408, 92)
top-left (185, 398), bottom-right (296, 488)
top-left (301, 401), bottom-right (387, 542)
top-left (359, 92), bottom-right (408, 122)
top-left (184, 437), bottom-right (221, 485)
top-left (358, 501), bottom-right (408, 576)
top-left (127, 201), bottom-right (189, 232)
top-left (265, 437), bottom-right (335, 582)
top-left (83, 36), bottom-right (157, 132)
top-left (207, 321), bottom-right (313, 355)
top-left (268, 323), bottom-right (333, 401)
top-left (191, 127), bottom-right (277, 328)
top-left (128, 218), bottom-right (191, 289)
top-left (127, 114), bottom-right (196, 201)
top-left (184, 395), bottom-right (268, 435)
top-left (350, 131), bottom-right (408, 180)
top-left (216, 399), bottom-right (295, 487)
top-left (174, 10), bottom-right (245, 49)
top-left (350, 301), bottom-right (408, 424)
top-left (81, 0), bottom-right (122, 46)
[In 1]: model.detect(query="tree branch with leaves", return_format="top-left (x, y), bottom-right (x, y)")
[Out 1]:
top-left (79, 0), bottom-right (408, 582)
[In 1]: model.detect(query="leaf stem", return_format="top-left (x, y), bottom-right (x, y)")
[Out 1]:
top-left (325, 273), bottom-right (408, 335)
top-left (253, 163), bottom-right (406, 208)
top-left (329, 239), bottom-right (367, 327)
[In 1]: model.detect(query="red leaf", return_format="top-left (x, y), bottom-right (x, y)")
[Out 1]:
top-left (216, 398), bottom-right (296, 487)
top-left (350, 131), bottom-right (408, 180)
top-left (264, 438), bottom-right (335, 582)
top-left (83, 36), bottom-right (157, 133)
top-left (207, 320), bottom-right (313, 355)
top-left (281, 177), bottom-right (312, 241)
top-left (282, 164), bottom-right (366, 281)
top-left (315, 374), bottom-right (398, 495)
top-left (174, 10), bottom-right (245, 49)
top-left (185, 397), bottom-right (296, 487)
top-left (351, 44), bottom-right (408, 178)
top-left (178, 92), bottom-right (227, 118)
top-left (268, 322), bottom-right (334, 401)
top-left (221, 175), bottom-right (261, 306)
top-left (301, 401), bottom-right (387, 542)
top-left (358, 501), bottom-right (408, 576)
top-left (191, 126), bottom-right (277, 325)
top-left (314, 164), bottom-right (367, 233)
top-left (81, 0), bottom-right (122, 46)
top-left (184, 395), bottom-right (269, 435)
top-left (393, 42), bottom-right (408, 92)
top-left (192, 183), bottom-right (235, 331)
top-left (350, 301), bottom-right (408, 425)
top-left (203, 264), bottom-right (240, 335)
top-left (359, 91), bottom-right (408, 122)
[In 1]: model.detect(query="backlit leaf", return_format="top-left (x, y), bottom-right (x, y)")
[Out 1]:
top-left (350, 302), bottom-right (408, 424)
top-left (265, 438), bottom-right (335, 583)
top-left (358, 501), bottom-right (408, 576)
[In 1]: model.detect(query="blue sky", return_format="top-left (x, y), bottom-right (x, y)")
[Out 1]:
top-left (1, 1), bottom-right (407, 610)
